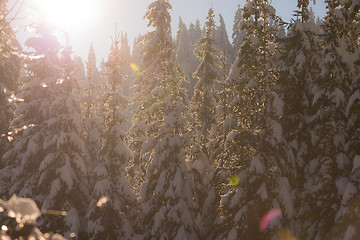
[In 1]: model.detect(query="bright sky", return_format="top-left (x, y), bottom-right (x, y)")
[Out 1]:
top-left (10, 0), bottom-right (326, 64)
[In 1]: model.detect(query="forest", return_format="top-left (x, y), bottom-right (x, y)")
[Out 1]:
top-left (0, 0), bottom-right (360, 239)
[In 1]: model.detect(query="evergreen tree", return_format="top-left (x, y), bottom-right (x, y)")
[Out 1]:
top-left (217, 1), bottom-right (281, 239)
top-left (87, 32), bottom-right (137, 240)
top-left (319, 1), bottom-right (360, 239)
top-left (139, 59), bottom-right (199, 240)
top-left (1, 22), bottom-right (61, 202)
top-left (129, 0), bottom-right (175, 199)
top-left (191, 7), bottom-right (221, 146)
top-left (185, 20), bottom-right (202, 98)
top-left (119, 32), bottom-right (132, 78)
top-left (305, 0), bottom-right (358, 238)
top-left (275, 0), bottom-right (322, 238)
top-left (83, 43), bottom-right (102, 173)
top-left (0, 0), bottom-right (21, 162)
top-left (36, 45), bottom-right (89, 239)
top-left (175, 17), bottom-right (192, 80)
top-left (232, 5), bottom-right (245, 57)
top-left (189, 7), bottom-right (222, 239)
top-left (214, 14), bottom-right (233, 68)
top-left (131, 1), bottom-right (198, 238)
top-left (131, 34), bottom-right (144, 68)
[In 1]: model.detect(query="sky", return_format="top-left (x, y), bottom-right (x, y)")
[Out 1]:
top-left (9, 0), bottom-right (327, 65)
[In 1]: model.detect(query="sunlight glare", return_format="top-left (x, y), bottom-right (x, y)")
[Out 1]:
top-left (35, 0), bottom-right (99, 32)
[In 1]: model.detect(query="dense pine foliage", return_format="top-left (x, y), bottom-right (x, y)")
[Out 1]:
top-left (1, 0), bottom-right (360, 239)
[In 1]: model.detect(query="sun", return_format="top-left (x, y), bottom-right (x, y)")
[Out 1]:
top-left (35, 0), bottom-right (99, 32)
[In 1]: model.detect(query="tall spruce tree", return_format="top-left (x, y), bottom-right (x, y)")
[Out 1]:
top-left (36, 45), bottom-right (89, 239)
top-left (189, 7), bottom-right (222, 239)
top-left (129, 0), bottom-right (175, 198)
top-left (139, 58), bottom-right (199, 240)
top-left (175, 18), bottom-right (192, 81)
top-left (83, 43), bottom-right (102, 173)
top-left (87, 32), bottom-right (137, 240)
top-left (0, 0), bottom-right (21, 163)
top-left (304, 0), bottom-right (358, 238)
top-left (214, 14), bottom-right (233, 68)
top-left (133, 1), bottom-right (198, 239)
top-left (217, 1), bottom-right (281, 239)
top-left (319, 1), bottom-right (360, 239)
top-left (275, 0), bottom-right (322, 238)
top-left (232, 5), bottom-right (245, 56)
top-left (1, 22), bottom-right (61, 201)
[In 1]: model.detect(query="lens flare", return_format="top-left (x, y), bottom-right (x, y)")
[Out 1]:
top-left (229, 175), bottom-right (240, 187)
top-left (259, 208), bottom-right (282, 232)
top-left (130, 63), bottom-right (139, 72)
top-left (277, 228), bottom-right (296, 240)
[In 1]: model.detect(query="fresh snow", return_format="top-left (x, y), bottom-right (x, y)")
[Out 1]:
top-left (0, 195), bottom-right (40, 224)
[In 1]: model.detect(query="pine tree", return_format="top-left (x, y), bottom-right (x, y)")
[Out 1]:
top-left (185, 20), bottom-right (202, 98)
top-left (131, 34), bottom-right (144, 68)
top-left (1, 22), bottom-right (61, 202)
top-left (83, 43), bottom-right (102, 173)
top-left (275, 0), bottom-right (322, 238)
top-left (319, 1), bottom-right (360, 239)
top-left (87, 32), bottom-right (137, 240)
top-left (131, 1), bottom-right (198, 238)
top-left (0, 0), bottom-right (21, 163)
top-left (36, 44), bottom-right (89, 239)
top-left (119, 33), bottom-right (132, 75)
top-left (139, 59), bottom-right (199, 240)
top-left (232, 5), bottom-right (246, 57)
top-left (303, 0), bottom-right (358, 238)
top-left (129, 0), bottom-right (175, 199)
top-left (214, 14), bottom-right (233, 69)
top-left (191, 7), bottom-right (221, 147)
top-left (175, 17), bottom-right (192, 80)
top-left (188, 7), bottom-right (222, 239)
top-left (217, 1), bottom-right (281, 239)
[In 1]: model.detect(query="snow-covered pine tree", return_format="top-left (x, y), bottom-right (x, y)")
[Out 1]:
top-left (217, 1), bottom-right (281, 239)
top-left (185, 19), bottom-right (202, 98)
top-left (175, 18), bottom-right (192, 81)
top-left (131, 34), bottom-right (144, 68)
top-left (214, 14), bottom-right (233, 69)
top-left (232, 5), bottom-right (245, 57)
top-left (319, 2), bottom-right (360, 240)
top-left (188, 7), bottom-right (222, 239)
top-left (0, 0), bottom-right (21, 163)
top-left (36, 44), bottom-right (89, 239)
top-left (1, 22), bottom-right (61, 202)
top-left (83, 43), bottom-right (102, 173)
top-left (130, 1), bottom-right (198, 238)
top-left (119, 33), bottom-right (132, 76)
top-left (191, 7), bottom-right (221, 149)
top-left (304, 0), bottom-right (358, 238)
top-left (275, 0), bottom-right (322, 238)
top-left (87, 31), bottom-right (137, 240)
top-left (139, 56), bottom-right (199, 240)
top-left (189, 19), bottom-right (202, 48)
top-left (129, 0), bottom-right (174, 200)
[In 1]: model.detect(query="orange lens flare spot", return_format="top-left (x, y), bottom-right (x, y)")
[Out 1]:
top-left (130, 63), bottom-right (139, 72)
